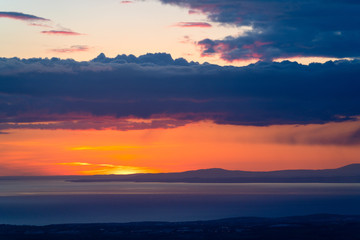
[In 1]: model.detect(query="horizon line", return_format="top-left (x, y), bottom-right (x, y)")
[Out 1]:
top-left (1, 162), bottom-right (359, 177)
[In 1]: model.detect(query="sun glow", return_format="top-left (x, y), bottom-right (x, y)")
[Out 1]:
top-left (58, 162), bottom-right (158, 175)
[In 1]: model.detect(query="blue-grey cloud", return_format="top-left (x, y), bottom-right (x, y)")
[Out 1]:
top-left (0, 54), bottom-right (359, 129)
top-left (0, 11), bottom-right (49, 21)
top-left (160, 0), bottom-right (360, 61)
top-left (92, 52), bottom-right (196, 66)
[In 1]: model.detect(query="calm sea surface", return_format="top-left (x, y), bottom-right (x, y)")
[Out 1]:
top-left (1, 180), bottom-right (360, 225)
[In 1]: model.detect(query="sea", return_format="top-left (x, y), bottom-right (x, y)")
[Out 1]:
top-left (1, 179), bottom-right (360, 225)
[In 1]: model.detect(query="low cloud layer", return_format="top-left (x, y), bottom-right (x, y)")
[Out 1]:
top-left (160, 0), bottom-right (360, 61)
top-left (0, 54), bottom-right (359, 129)
top-left (0, 118), bottom-right (190, 131)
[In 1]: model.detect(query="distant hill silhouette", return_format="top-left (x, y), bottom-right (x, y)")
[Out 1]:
top-left (68, 163), bottom-right (360, 183)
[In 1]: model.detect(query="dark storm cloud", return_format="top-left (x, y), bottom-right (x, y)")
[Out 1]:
top-left (0, 54), bottom-right (359, 128)
top-left (160, 0), bottom-right (360, 61)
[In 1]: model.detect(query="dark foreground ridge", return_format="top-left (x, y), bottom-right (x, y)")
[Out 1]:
top-left (67, 163), bottom-right (360, 183)
top-left (1, 214), bottom-right (360, 240)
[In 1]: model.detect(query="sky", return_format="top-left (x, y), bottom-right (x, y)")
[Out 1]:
top-left (0, 0), bottom-right (359, 175)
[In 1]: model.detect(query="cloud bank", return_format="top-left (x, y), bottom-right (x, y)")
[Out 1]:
top-left (160, 0), bottom-right (360, 61)
top-left (0, 54), bottom-right (359, 130)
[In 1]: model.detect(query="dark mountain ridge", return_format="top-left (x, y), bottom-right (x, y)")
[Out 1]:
top-left (68, 163), bottom-right (360, 183)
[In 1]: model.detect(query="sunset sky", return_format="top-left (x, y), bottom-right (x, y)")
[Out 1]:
top-left (0, 0), bottom-right (359, 175)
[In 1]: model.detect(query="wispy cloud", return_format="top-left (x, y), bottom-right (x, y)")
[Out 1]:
top-left (42, 30), bottom-right (83, 36)
top-left (0, 11), bottom-right (49, 21)
top-left (28, 22), bottom-right (52, 28)
top-left (173, 22), bottom-right (212, 28)
top-left (179, 35), bottom-right (195, 44)
top-left (60, 162), bottom-right (92, 166)
top-left (188, 9), bottom-right (201, 15)
top-left (50, 45), bottom-right (89, 53)
top-left (0, 11), bottom-right (86, 38)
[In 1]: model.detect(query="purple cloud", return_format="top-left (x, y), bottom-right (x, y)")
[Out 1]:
top-left (160, 0), bottom-right (360, 61)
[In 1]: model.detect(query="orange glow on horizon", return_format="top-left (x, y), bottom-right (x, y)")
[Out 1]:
top-left (0, 120), bottom-right (359, 176)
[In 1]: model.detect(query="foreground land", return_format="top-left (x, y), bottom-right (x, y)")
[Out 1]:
top-left (1, 214), bottom-right (360, 240)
